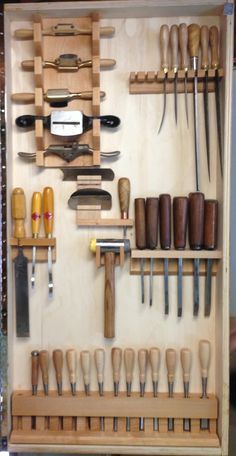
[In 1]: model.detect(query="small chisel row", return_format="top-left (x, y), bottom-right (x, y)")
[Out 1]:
top-left (135, 193), bottom-right (218, 317)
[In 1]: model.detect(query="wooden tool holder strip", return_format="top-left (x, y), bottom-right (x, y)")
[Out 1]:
top-left (96, 246), bottom-right (125, 267)
top-left (10, 238), bottom-right (56, 262)
top-left (129, 69), bottom-right (224, 94)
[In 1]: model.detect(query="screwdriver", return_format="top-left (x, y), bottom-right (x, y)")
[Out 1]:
top-left (66, 349), bottom-right (77, 396)
top-left (173, 197), bottom-right (188, 317)
top-left (135, 198), bottom-right (146, 304)
top-left (166, 348), bottom-right (177, 431)
top-left (159, 194), bottom-right (171, 314)
top-left (146, 198), bottom-right (159, 306)
top-left (39, 349), bottom-right (49, 395)
top-left (204, 200), bottom-right (218, 317)
top-left (118, 178), bottom-right (130, 238)
top-left (52, 349), bottom-right (63, 395)
top-left (170, 24), bottom-right (179, 124)
top-left (138, 348), bottom-right (148, 431)
top-left (124, 348), bottom-right (135, 432)
top-left (31, 350), bottom-right (39, 395)
top-left (199, 339), bottom-right (211, 430)
top-left (180, 348), bottom-right (192, 431)
top-left (43, 187), bottom-right (54, 297)
top-left (94, 348), bottom-right (105, 431)
top-left (31, 191), bottom-right (42, 288)
top-left (149, 347), bottom-right (160, 431)
top-left (80, 350), bottom-right (91, 429)
top-left (111, 347), bottom-right (122, 432)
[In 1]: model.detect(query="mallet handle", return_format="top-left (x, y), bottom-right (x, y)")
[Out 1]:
top-left (104, 251), bottom-right (115, 338)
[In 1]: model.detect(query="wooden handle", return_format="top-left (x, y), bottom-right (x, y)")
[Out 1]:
top-left (188, 192), bottom-right (205, 250)
top-left (31, 192), bottom-right (42, 237)
top-left (66, 349), bottom-right (77, 384)
top-left (21, 60), bottom-right (34, 71)
top-left (209, 26), bottom-right (219, 69)
top-left (39, 350), bottom-right (49, 385)
top-left (80, 350), bottom-right (91, 386)
top-left (118, 178), bottom-right (130, 220)
top-left (124, 348), bottom-right (135, 383)
top-left (166, 348), bottom-right (177, 383)
top-left (100, 26), bottom-right (115, 37)
top-left (31, 351), bottom-right (39, 387)
top-left (100, 58), bottom-right (116, 68)
top-left (52, 349), bottom-right (63, 384)
top-left (188, 24), bottom-right (200, 58)
top-left (159, 194), bottom-right (171, 249)
top-left (199, 340), bottom-right (211, 378)
top-left (203, 200), bottom-right (218, 250)
top-left (173, 196), bottom-right (188, 249)
top-left (170, 24), bottom-right (179, 71)
top-left (200, 25), bottom-right (209, 69)
top-left (111, 347), bottom-right (122, 383)
top-left (135, 198), bottom-right (146, 249)
top-left (94, 348), bottom-right (105, 384)
top-left (104, 251), bottom-right (115, 339)
top-left (180, 348), bottom-right (192, 383)
top-left (11, 92), bottom-right (35, 103)
top-left (12, 187), bottom-right (26, 239)
top-left (138, 349), bottom-right (147, 383)
top-left (179, 23), bottom-right (188, 70)
top-left (43, 187), bottom-right (54, 237)
top-left (14, 28), bottom-right (34, 39)
top-left (149, 347), bottom-right (160, 382)
top-left (160, 24), bottom-right (170, 71)
top-left (145, 197), bottom-right (159, 249)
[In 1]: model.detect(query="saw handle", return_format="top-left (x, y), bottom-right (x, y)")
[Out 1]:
top-left (31, 192), bottom-right (42, 237)
top-left (200, 25), bottom-right (209, 69)
top-left (180, 348), bottom-right (192, 383)
top-left (170, 24), bottom-right (179, 71)
top-left (173, 196), bottom-right (188, 249)
top-left (15, 28), bottom-right (34, 39)
top-left (179, 23), bottom-right (188, 70)
top-left (21, 60), bottom-right (34, 71)
top-left (188, 192), bottom-right (204, 250)
top-left (160, 24), bottom-right (169, 72)
top-left (43, 187), bottom-right (54, 237)
top-left (159, 194), bottom-right (171, 249)
top-left (204, 200), bottom-right (218, 250)
top-left (12, 187), bottom-right (26, 239)
top-left (135, 198), bottom-right (146, 249)
top-left (188, 24), bottom-right (200, 58)
top-left (145, 197), bottom-right (159, 249)
top-left (209, 26), bottom-right (219, 69)
top-left (118, 178), bottom-right (130, 220)
top-left (104, 252), bottom-right (116, 338)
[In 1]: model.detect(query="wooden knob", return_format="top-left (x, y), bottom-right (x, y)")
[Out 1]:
top-left (100, 58), bottom-right (116, 68)
top-left (11, 93), bottom-right (35, 103)
top-left (94, 348), bottom-right (105, 384)
top-left (31, 350), bottom-right (39, 388)
top-left (200, 25), bottom-right (209, 70)
top-left (14, 28), bottom-right (34, 39)
top-left (160, 24), bottom-right (170, 72)
top-left (39, 350), bottom-right (49, 385)
top-left (188, 192), bottom-right (205, 249)
top-left (111, 347), bottom-right (122, 383)
top-left (188, 24), bottom-right (200, 58)
top-left (179, 23), bottom-right (188, 70)
top-left (170, 24), bottom-right (179, 71)
top-left (100, 26), bottom-right (115, 37)
top-left (124, 348), bottom-right (135, 383)
top-left (21, 60), bottom-right (34, 71)
top-left (173, 196), bottom-right (188, 249)
top-left (66, 349), bottom-right (77, 384)
top-left (209, 26), bottom-right (219, 69)
top-left (52, 349), bottom-right (63, 384)
top-left (135, 198), bottom-right (146, 249)
top-left (166, 348), bottom-right (177, 383)
top-left (31, 192), bottom-right (42, 237)
top-left (43, 187), bottom-right (54, 237)
top-left (145, 197), bottom-right (159, 249)
top-left (11, 187), bottom-right (26, 239)
top-left (138, 349), bottom-right (148, 383)
top-left (180, 348), bottom-right (192, 383)
top-left (199, 340), bottom-right (211, 378)
top-left (149, 347), bottom-right (160, 382)
top-left (204, 200), bottom-right (218, 250)
top-left (80, 350), bottom-right (90, 387)
top-left (159, 194), bottom-right (171, 249)
top-left (118, 178), bottom-right (130, 220)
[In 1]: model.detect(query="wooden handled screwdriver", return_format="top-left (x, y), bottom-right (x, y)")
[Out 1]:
top-left (124, 348), bottom-right (135, 431)
top-left (173, 197), bottom-right (188, 317)
top-left (66, 349), bottom-right (77, 396)
top-left (118, 178), bottom-right (130, 238)
top-left (43, 187), bottom-right (54, 297)
top-left (138, 349), bottom-right (148, 431)
top-left (180, 348), bottom-right (192, 431)
top-left (204, 200), bottom-right (218, 317)
top-left (81, 350), bottom-right (91, 428)
top-left (201, 25), bottom-right (211, 181)
top-left (135, 198), bottom-right (146, 304)
top-left (159, 194), bottom-right (171, 315)
top-left (31, 350), bottom-right (39, 395)
top-left (158, 24), bottom-right (170, 133)
top-left (146, 198), bottom-right (159, 307)
top-left (199, 339), bottom-right (211, 429)
top-left (94, 348), bottom-right (105, 431)
top-left (166, 348), bottom-right (177, 431)
top-left (170, 24), bottom-right (179, 124)
top-left (52, 349), bottom-right (63, 395)
top-left (31, 191), bottom-right (42, 289)
top-left (111, 347), bottom-right (122, 432)
top-left (179, 23), bottom-right (189, 126)
top-left (149, 347), bottom-right (161, 431)
top-left (39, 350), bottom-right (49, 395)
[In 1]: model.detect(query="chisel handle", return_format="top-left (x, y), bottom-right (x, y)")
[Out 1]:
top-left (104, 251), bottom-right (115, 338)
top-left (159, 194), bottom-right (171, 249)
top-left (199, 340), bottom-right (211, 379)
top-left (21, 60), bottom-right (34, 71)
top-left (200, 25), bottom-right (209, 69)
top-left (15, 29), bottom-right (34, 39)
top-left (124, 348), bottom-right (135, 384)
top-left (170, 24), bottom-right (179, 71)
top-left (31, 350), bottom-right (39, 392)
top-left (39, 350), bottom-right (49, 385)
top-left (149, 347), bottom-right (160, 383)
top-left (12, 188), bottom-right (26, 239)
top-left (179, 23), bottom-right (188, 70)
top-left (188, 24), bottom-right (200, 58)
top-left (31, 192), bottom-right (42, 237)
top-left (188, 192), bottom-right (205, 249)
top-left (100, 58), bottom-right (116, 68)
top-left (180, 348), bottom-right (192, 383)
top-left (94, 348), bottom-right (105, 385)
top-left (11, 92), bottom-right (35, 103)
top-left (111, 347), bottom-right (122, 384)
top-left (145, 197), bottom-right (159, 249)
top-left (80, 350), bottom-right (91, 388)
top-left (160, 24), bottom-right (170, 72)
top-left (135, 198), bottom-right (146, 249)
top-left (66, 349), bottom-right (77, 384)
top-left (209, 26), bottom-right (219, 69)
top-left (166, 348), bottom-right (177, 383)
top-left (204, 200), bottom-right (218, 250)
top-left (43, 187), bottom-right (54, 237)
top-left (52, 349), bottom-right (63, 384)
top-left (118, 178), bottom-right (130, 220)
top-left (138, 349), bottom-right (147, 385)
top-left (173, 196), bottom-right (188, 249)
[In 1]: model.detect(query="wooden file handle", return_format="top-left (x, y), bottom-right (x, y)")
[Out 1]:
top-left (159, 194), bottom-right (171, 249)
top-left (138, 349), bottom-right (147, 384)
top-left (124, 348), bottom-right (135, 383)
top-left (149, 347), bottom-right (160, 382)
top-left (39, 350), bottom-right (49, 384)
top-left (209, 26), bottom-right (219, 69)
top-left (15, 29), bottom-right (34, 39)
top-left (104, 251), bottom-right (116, 338)
top-left (204, 200), bottom-right (218, 250)
top-left (21, 60), bottom-right (34, 71)
top-left (94, 348), bottom-right (105, 384)
top-left (179, 23), bottom-right (188, 70)
top-left (170, 24), bottom-right (179, 71)
top-left (80, 350), bottom-right (90, 387)
top-left (11, 92), bottom-right (35, 103)
top-left (199, 340), bottom-right (211, 379)
top-left (66, 349), bottom-right (77, 384)
top-left (188, 24), bottom-right (200, 58)
top-left (166, 348), bottom-right (177, 383)
top-left (118, 178), bottom-right (130, 220)
top-left (43, 187), bottom-right (54, 237)
top-left (180, 348), bottom-right (192, 383)
top-left (31, 351), bottom-right (39, 388)
top-left (111, 347), bottom-right (122, 383)
top-left (12, 187), bottom-right (26, 239)
top-left (173, 196), bottom-right (188, 250)
top-left (188, 192), bottom-right (205, 250)
top-left (145, 197), bottom-right (158, 249)
top-left (135, 198), bottom-right (146, 249)
top-left (200, 25), bottom-right (209, 70)
top-left (52, 349), bottom-right (63, 384)
top-left (160, 24), bottom-right (170, 72)
top-left (31, 192), bottom-right (42, 237)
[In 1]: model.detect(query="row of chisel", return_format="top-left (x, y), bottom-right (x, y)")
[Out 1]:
top-left (135, 193), bottom-right (218, 317)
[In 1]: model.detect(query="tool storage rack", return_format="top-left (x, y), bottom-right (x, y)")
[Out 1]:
top-left (1, 1), bottom-right (234, 455)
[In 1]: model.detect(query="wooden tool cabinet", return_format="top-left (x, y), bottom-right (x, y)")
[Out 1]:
top-left (0, 1), bottom-right (234, 455)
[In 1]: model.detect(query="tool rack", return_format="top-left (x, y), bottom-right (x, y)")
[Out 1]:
top-left (1, 1), bottom-right (234, 455)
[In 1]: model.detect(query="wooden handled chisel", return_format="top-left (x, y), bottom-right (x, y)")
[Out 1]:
top-left (179, 23), bottom-right (189, 126)
top-left (53, 349), bottom-right (63, 396)
top-left (135, 198), bottom-right (146, 304)
top-left (94, 348), bottom-right (105, 431)
top-left (158, 24), bottom-right (170, 134)
top-left (159, 194), bottom-right (171, 315)
top-left (170, 24), bottom-right (179, 124)
top-left (43, 187), bottom-right (54, 297)
top-left (118, 178), bottom-right (130, 238)
top-left (31, 350), bottom-right (39, 395)
top-left (31, 191), bottom-right (42, 289)
top-left (81, 350), bottom-right (91, 428)
top-left (66, 349), bottom-right (77, 396)
top-left (146, 197), bottom-right (159, 307)
top-left (39, 350), bottom-right (49, 395)
top-left (111, 347), bottom-right (122, 432)
top-left (149, 347), bottom-right (160, 431)
top-left (124, 348), bottom-right (135, 431)
top-left (199, 339), bottom-right (211, 429)
top-left (201, 25), bottom-right (211, 181)
top-left (180, 348), bottom-right (192, 431)
top-left (189, 192), bottom-right (204, 316)
top-left (138, 348), bottom-right (147, 431)
top-left (173, 197), bottom-right (188, 317)
top-left (204, 200), bottom-right (218, 317)
top-left (166, 348), bottom-right (177, 431)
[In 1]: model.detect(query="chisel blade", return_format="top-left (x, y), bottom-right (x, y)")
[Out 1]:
top-left (205, 259), bottom-right (213, 317)
top-left (14, 248), bottom-right (30, 337)
top-left (177, 258), bottom-right (183, 317)
top-left (164, 258), bottom-right (169, 314)
top-left (193, 258), bottom-right (200, 316)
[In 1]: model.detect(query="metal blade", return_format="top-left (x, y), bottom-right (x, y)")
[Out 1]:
top-left (68, 188), bottom-right (112, 210)
top-left (177, 258), bottom-right (183, 317)
top-left (50, 111), bottom-right (83, 136)
top-left (14, 248), bottom-right (30, 337)
top-left (193, 258), bottom-right (200, 316)
top-left (174, 74), bottom-right (177, 124)
top-left (164, 258), bottom-right (169, 314)
top-left (215, 70), bottom-right (223, 177)
top-left (61, 167), bottom-right (114, 182)
top-left (204, 72), bottom-right (210, 181)
top-left (158, 75), bottom-right (167, 134)
top-left (140, 258), bottom-right (145, 304)
top-left (31, 245), bottom-right (36, 288)
top-left (184, 74), bottom-right (189, 127)
top-left (205, 258), bottom-right (213, 317)
top-left (48, 246), bottom-right (53, 298)
top-left (149, 258), bottom-right (154, 306)
top-left (193, 74), bottom-right (200, 191)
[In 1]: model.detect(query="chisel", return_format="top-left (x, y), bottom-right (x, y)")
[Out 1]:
top-left (80, 350), bottom-right (91, 429)
top-left (188, 192), bottom-right (204, 316)
top-left (135, 198), bottom-right (146, 304)
top-left (118, 178), bottom-right (130, 238)
top-left (210, 26), bottom-right (223, 177)
top-left (52, 349), bottom-right (63, 396)
top-left (204, 200), bottom-right (218, 317)
top-left (188, 24), bottom-right (201, 191)
top-left (31, 350), bottom-right (39, 395)
top-left (31, 191), bottom-right (42, 289)
top-left (158, 24), bottom-right (170, 133)
top-left (66, 349), bottom-right (77, 396)
top-left (180, 348), bottom-right (192, 431)
top-left (94, 348), bottom-right (105, 431)
top-left (173, 197), bottom-right (188, 317)
top-left (159, 194), bottom-right (171, 315)
top-left (170, 24), bottom-right (179, 124)
top-left (11, 187), bottom-right (30, 337)
top-left (124, 348), bottom-right (135, 432)
top-left (146, 198), bottom-right (159, 307)
top-left (201, 25), bottom-right (211, 181)
top-left (11, 89), bottom-right (106, 107)
top-left (199, 339), bottom-right (211, 429)
top-left (166, 348), bottom-right (177, 431)
top-left (15, 24), bottom-right (115, 38)
top-left (21, 56), bottom-right (116, 72)
top-left (149, 347), bottom-right (160, 431)
top-left (39, 350), bottom-right (49, 395)
top-left (111, 347), bottom-right (122, 432)
top-left (179, 23), bottom-right (189, 126)
top-left (138, 348), bottom-right (147, 431)
top-left (43, 187), bottom-right (54, 297)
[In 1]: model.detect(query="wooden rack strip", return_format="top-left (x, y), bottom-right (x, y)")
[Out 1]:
top-left (130, 258), bottom-right (218, 276)
top-left (131, 249), bottom-right (222, 259)
top-left (10, 238), bottom-right (56, 262)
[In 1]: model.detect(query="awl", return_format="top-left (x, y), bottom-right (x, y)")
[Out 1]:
top-left (118, 177), bottom-right (130, 238)
top-left (170, 24), bottom-right (179, 124)
top-left (159, 194), bottom-right (171, 315)
top-left (173, 196), bottom-right (188, 317)
top-left (201, 25), bottom-right (211, 181)
top-left (204, 199), bottom-right (218, 317)
top-left (135, 198), bottom-right (146, 304)
top-left (146, 197), bottom-right (159, 307)
top-left (179, 23), bottom-right (189, 127)
top-left (31, 191), bottom-right (42, 289)
top-left (158, 24), bottom-right (170, 133)
top-left (43, 187), bottom-right (54, 297)
top-left (189, 192), bottom-right (204, 316)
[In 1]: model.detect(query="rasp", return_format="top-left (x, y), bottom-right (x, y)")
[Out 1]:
top-left (179, 23), bottom-right (189, 127)
top-left (173, 197), bottom-right (188, 318)
top-left (43, 187), bottom-right (54, 297)
top-left (159, 194), bottom-right (171, 315)
top-left (170, 24), bottom-right (179, 124)
top-left (146, 198), bottom-right (159, 307)
top-left (203, 199), bottom-right (218, 317)
top-left (135, 198), bottom-right (146, 304)
top-left (180, 348), bottom-right (192, 431)
top-left (210, 25), bottom-right (223, 177)
top-left (166, 348), bottom-right (177, 431)
top-left (21, 55), bottom-right (116, 72)
top-left (31, 191), bottom-right (42, 289)
top-left (158, 24), bottom-right (170, 134)
top-left (188, 24), bottom-right (201, 191)
top-left (15, 24), bottom-right (115, 38)
top-left (201, 25), bottom-right (211, 181)
top-left (199, 340), bottom-right (211, 430)
top-left (11, 187), bottom-right (30, 337)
